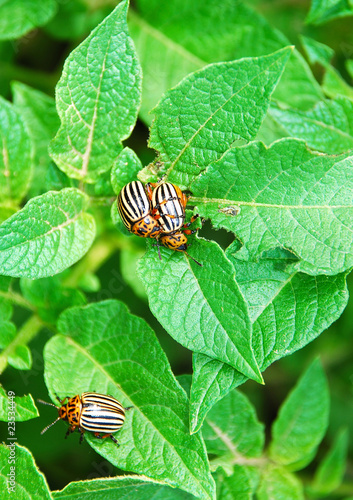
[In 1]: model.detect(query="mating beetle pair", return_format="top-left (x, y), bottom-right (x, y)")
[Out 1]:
top-left (117, 180), bottom-right (202, 266)
top-left (38, 392), bottom-right (131, 445)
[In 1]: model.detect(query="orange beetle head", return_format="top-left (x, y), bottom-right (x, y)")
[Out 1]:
top-left (160, 233), bottom-right (188, 251)
top-left (58, 405), bottom-right (68, 421)
top-left (132, 216), bottom-right (161, 238)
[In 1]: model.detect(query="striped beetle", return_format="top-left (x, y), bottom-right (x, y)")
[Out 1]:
top-left (149, 181), bottom-right (203, 266)
top-left (38, 392), bottom-right (131, 445)
top-left (117, 181), bottom-right (162, 239)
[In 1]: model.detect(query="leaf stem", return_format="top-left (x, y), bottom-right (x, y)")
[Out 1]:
top-left (0, 314), bottom-right (43, 374)
top-left (0, 290), bottom-right (35, 312)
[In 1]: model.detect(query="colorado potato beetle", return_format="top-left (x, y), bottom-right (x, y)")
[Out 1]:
top-left (38, 392), bottom-right (131, 445)
top-left (150, 181), bottom-right (203, 266)
top-left (117, 181), bottom-right (162, 238)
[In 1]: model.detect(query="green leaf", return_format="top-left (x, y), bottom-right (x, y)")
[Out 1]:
top-left (138, 239), bottom-right (262, 383)
top-left (191, 139), bottom-right (353, 275)
top-left (49, 1), bottom-right (142, 182)
top-left (322, 66), bottom-right (353, 101)
top-left (306, 0), bottom-right (353, 25)
top-left (215, 465), bottom-right (259, 500)
top-left (131, 1), bottom-right (322, 124)
top-left (189, 255), bottom-right (348, 433)
top-left (190, 354), bottom-right (243, 434)
top-left (44, 300), bottom-right (215, 500)
top-left (7, 344), bottom-right (32, 370)
top-left (0, 0), bottom-right (56, 40)
top-left (0, 386), bottom-right (39, 422)
top-left (20, 276), bottom-right (86, 324)
top-left (111, 147), bottom-right (143, 195)
top-left (149, 47), bottom-right (292, 189)
top-left (311, 428), bottom-right (349, 495)
top-left (53, 476), bottom-right (194, 500)
top-left (0, 188), bottom-right (96, 279)
top-left (0, 443), bottom-right (51, 500)
top-left (257, 465), bottom-right (304, 500)
top-left (0, 96), bottom-right (31, 202)
top-left (269, 98), bottom-right (353, 154)
top-left (300, 35), bottom-right (334, 66)
top-left (203, 389), bottom-right (264, 460)
top-left (0, 315), bottom-right (43, 374)
top-left (12, 82), bottom-right (60, 197)
top-left (269, 358), bottom-right (329, 468)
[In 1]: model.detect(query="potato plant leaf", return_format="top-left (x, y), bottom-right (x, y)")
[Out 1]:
top-left (111, 147), bottom-right (143, 195)
top-left (214, 465), bottom-right (259, 500)
top-left (202, 389), bottom-right (264, 459)
top-left (0, 189), bottom-right (96, 278)
top-left (191, 139), bottom-right (353, 275)
top-left (269, 358), bottom-right (329, 467)
top-left (269, 98), bottom-right (353, 154)
top-left (306, 0), bottom-right (353, 25)
top-left (149, 47), bottom-right (292, 189)
top-left (49, 0), bottom-right (142, 182)
top-left (0, 0), bottom-right (56, 41)
top-left (44, 300), bottom-right (216, 500)
top-left (138, 239), bottom-right (263, 383)
top-left (131, 1), bottom-right (322, 123)
top-left (257, 465), bottom-right (304, 500)
top-left (300, 35), bottom-right (334, 66)
top-left (53, 476), bottom-right (194, 500)
top-left (311, 428), bottom-right (348, 495)
top-left (0, 443), bottom-right (51, 499)
top-left (12, 82), bottom-right (60, 197)
top-left (189, 252), bottom-right (348, 433)
top-left (202, 389), bottom-right (263, 498)
top-left (0, 96), bottom-right (31, 203)
top-left (0, 386), bottom-right (39, 422)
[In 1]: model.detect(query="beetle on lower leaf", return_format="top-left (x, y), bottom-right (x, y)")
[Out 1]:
top-left (38, 392), bottom-right (132, 445)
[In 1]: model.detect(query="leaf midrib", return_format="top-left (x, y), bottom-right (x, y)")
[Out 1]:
top-left (190, 196), bottom-right (353, 210)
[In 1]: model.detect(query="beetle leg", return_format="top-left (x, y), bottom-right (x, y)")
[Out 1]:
top-left (65, 425), bottom-right (76, 439)
top-left (79, 429), bottom-right (85, 444)
top-left (145, 183), bottom-right (156, 201)
top-left (55, 394), bottom-right (68, 405)
top-left (94, 432), bottom-right (120, 446)
top-left (151, 239), bottom-right (163, 260)
top-left (109, 435), bottom-right (120, 446)
top-left (181, 214), bottom-right (204, 235)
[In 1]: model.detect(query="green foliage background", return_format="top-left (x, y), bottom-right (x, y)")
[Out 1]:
top-left (0, 0), bottom-right (353, 499)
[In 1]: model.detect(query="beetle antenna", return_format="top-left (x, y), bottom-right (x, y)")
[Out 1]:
top-left (40, 417), bottom-right (61, 435)
top-left (37, 399), bottom-right (58, 409)
top-left (185, 251), bottom-right (202, 267)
